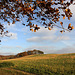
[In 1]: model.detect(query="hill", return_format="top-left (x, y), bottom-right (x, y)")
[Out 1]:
top-left (0, 49), bottom-right (44, 60)
top-left (0, 53), bottom-right (75, 75)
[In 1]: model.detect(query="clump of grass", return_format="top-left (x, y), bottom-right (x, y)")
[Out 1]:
top-left (0, 62), bottom-right (14, 67)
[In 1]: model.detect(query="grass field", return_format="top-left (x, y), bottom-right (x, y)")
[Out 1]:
top-left (0, 53), bottom-right (75, 75)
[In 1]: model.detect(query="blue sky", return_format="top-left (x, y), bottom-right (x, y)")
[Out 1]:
top-left (0, 4), bottom-right (75, 55)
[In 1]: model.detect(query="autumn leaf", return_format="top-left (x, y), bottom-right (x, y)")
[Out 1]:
top-left (34, 29), bottom-right (36, 32)
top-left (63, 16), bottom-right (65, 19)
top-left (65, 9), bottom-right (68, 12)
top-left (60, 30), bottom-right (63, 33)
top-left (69, 23), bottom-right (71, 27)
top-left (71, 26), bottom-right (74, 29)
top-left (30, 29), bottom-right (33, 32)
top-left (60, 22), bottom-right (63, 25)
top-left (48, 27), bottom-right (51, 30)
top-left (12, 21), bottom-right (15, 24)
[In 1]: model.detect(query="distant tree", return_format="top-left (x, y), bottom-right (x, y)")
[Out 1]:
top-left (16, 51), bottom-right (28, 57)
top-left (27, 51), bottom-right (33, 55)
top-left (0, 0), bottom-right (75, 42)
top-left (23, 52), bottom-right (28, 56)
top-left (38, 50), bottom-right (44, 54)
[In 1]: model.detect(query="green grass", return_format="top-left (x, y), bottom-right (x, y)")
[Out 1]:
top-left (0, 53), bottom-right (75, 75)
top-left (0, 62), bottom-right (14, 67)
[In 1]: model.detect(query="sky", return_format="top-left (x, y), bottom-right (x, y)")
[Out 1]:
top-left (0, 3), bottom-right (75, 55)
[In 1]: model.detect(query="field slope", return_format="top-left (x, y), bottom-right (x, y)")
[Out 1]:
top-left (0, 53), bottom-right (75, 75)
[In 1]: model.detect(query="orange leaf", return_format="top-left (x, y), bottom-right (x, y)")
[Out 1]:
top-left (69, 23), bottom-right (71, 27)
top-left (48, 27), bottom-right (51, 30)
top-left (34, 29), bottom-right (36, 32)
top-left (63, 16), bottom-right (65, 19)
top-left (12, 21), bottom-right (15, 24)
top-left (31, 29), bottom-right (33, 32)
top-left (65, 9), bottom-right (68, 12)
top-left (60, 22), bottom-right (63, 25)
top-left (60, 30), bottom-right (63, 33)
top-left (71, 26), bottom-right (74, 29)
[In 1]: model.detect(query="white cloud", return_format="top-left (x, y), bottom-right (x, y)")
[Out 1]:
top-left (0, 46), bottom-right (23, 55)
top-left (61, 41), bottom-right (73, 46)
top-left (1, 46), bottom-right (14, 48)
top-left (6, 23), bottom-right (24, 32)
top-left (6, 32), bottom-right (17, 40)
top-left (0, 52), bottom-right (15, 55)
top-left (54, 46), bottom-right (75, 54)
top-left (55, 36), bottom-right (70, 41)
top-left (27, 27), bottom-right (70, 43)
top-left (27, 27), bottom-right (57, 42)
top-left (30, 27), bottom-right (57, 36)
top-left (27, 35), bottom-right (56, 42)
top-left (1, 46), bottom-right (22, 49)
top-left (70, 4), bottom-right (75, 19)
top-left (27, 37), bottom-right (41, 42)
top-left (16, 46), bottom-right (22, 48)
top-left (6, 23), bottom-right (15, 28)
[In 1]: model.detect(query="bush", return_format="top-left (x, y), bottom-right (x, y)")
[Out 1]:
top-left (0, 62), bottom-right (14, 67)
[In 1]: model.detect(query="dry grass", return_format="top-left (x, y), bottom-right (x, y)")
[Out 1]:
top-left (1, 54), bottom-right (60, 61)
top-left (0, 53), bottom-right (75, 75)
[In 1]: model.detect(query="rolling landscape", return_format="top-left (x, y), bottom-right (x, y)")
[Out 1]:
top-left (0, 53), bottom-right (75, 75)
top-left (0, 0), bottom-right (75, 75)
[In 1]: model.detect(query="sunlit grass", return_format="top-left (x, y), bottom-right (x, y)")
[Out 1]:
top-left (0, 53), bottom-right (75, 75)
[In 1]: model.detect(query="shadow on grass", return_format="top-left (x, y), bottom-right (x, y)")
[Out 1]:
top-left (0, 62), bottom-right (14, 67)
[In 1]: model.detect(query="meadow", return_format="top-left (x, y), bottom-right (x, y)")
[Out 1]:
top-left (0, 53), bottom-right (75, 75)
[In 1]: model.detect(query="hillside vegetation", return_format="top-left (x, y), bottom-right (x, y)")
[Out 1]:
top-left (0, 53), bottom-right (75, 75)
top-left (0, 50), bottom-right (44, 60)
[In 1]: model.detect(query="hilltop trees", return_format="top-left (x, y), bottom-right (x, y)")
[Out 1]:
top-left (0, 50), bottom-right (44, 60)
top-left (16, 51), bottom-right (28, 57)
top-left (0, 0), bottom-right (75, 42)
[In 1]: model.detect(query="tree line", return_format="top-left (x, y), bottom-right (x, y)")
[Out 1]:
top-left (0, 49), bottom-right (44, 60)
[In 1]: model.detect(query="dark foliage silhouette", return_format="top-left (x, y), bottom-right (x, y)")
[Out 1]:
top-left (0, 0), bottom-right (75, 42)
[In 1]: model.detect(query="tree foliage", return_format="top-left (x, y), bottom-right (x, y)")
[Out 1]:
top-left (0, 0), bottom-right (75, 42)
